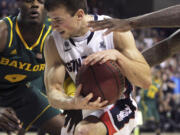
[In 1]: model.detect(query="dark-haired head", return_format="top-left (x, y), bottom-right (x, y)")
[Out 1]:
top-left (45, 0), bottom-right (88, 16)
top-left (45, 0), bottom-right (90, 39)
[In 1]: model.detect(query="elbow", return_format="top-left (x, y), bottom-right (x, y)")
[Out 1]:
top-left (143, 79), bottom-right (152, 89)
top-left (49, 102), bottom-right (59, 109)
top-left (141, 65), bottom-right (152, 89)
top-left (141, 76), bottom-right (152, 89)
top-left (48, 98), bottom-right (55, 108)
top-left (47, 96), bottom-right (61, 109)
top-left (46, 91), bottom-right (61, 109)
top-left (47, 94), bottom-right (57, 108)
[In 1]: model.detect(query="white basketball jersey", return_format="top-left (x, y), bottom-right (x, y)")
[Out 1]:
top-left (52, 15), bottom-right (114, 82)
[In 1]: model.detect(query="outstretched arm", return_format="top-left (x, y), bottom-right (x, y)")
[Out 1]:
top-left (129, 5), bottom-right (180, 29)
top-left (0, 20), bottom-right (22, 133)
top-left (88, 5), bottom-right (180, 35)
top-left (142, 29), bottom-right (180, 67)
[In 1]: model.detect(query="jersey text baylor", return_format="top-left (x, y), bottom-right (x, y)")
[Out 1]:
top-left (0, 16), bottom-right (51, 90)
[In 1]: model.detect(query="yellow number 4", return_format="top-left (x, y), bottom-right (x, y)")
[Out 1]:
top-left (5, 74), bottom-right (27, 83)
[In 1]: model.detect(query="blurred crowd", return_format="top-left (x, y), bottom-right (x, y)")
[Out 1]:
top-left (133, 28), bottom-right (180, 133)
top-left (0, 0), bottom-right (18, 18)
top-left (1, 0), bottom-right (180, 133)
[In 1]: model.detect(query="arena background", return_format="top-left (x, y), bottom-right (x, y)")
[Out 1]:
top-left (0, 0), bottom-right (180, 135)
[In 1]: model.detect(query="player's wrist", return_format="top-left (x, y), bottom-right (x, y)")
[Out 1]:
top-left (127, 17), bottom-right (139, 30)
top-left (115, 50), bottom-right (124, 62)
top-left (69, 98), bottom-right (81, 110)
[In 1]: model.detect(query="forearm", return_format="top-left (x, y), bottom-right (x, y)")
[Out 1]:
top-left (142, 38), bottom-right (171, 67)
top-left (45, 67), bottom-right (76, 110)
top-left (47, 88), bottom-right (76, 110)
top-left (142, 30), bottom-right (180, 67)
top-left (116, 53), bottom-right (151, 89)
top-left (129, 5), bottom-right (180, 29)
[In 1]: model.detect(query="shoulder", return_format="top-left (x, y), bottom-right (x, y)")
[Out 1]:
top-left (113, 31), bottom-right (135, 50)
top-left (44, 33), bottom-right (61, 56)
top-left (113, 31), bottom-right (134, 40)
top-left (0, 19), bottom-right (8, 52)
top-left (44, 34), bottom-right (56, 51)
top-left (44, 33), bottom-right (62, 64)
top-left (0, 19), bottom-right (8, 33)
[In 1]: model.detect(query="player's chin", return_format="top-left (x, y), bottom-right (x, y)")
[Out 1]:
top-left (28, 18), bottom-right (41, 24)
top-left (60, 33), bottom-right (69, 39)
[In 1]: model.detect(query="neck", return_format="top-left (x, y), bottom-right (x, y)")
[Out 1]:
top-left (72, 15), bottom-right (94, 37)
top-left (17, 14), bottom-right (43, 30)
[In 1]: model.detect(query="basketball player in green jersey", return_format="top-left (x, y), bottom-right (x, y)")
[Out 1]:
top-left (138, 68), bottom-right (163, 135)
top-left (0, 0), bottom-right (66, 134)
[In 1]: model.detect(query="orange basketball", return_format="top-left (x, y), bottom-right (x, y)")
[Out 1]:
top-left (76, 61), bottom-right (125, 104)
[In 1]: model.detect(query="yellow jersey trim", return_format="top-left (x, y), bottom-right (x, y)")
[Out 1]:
top-left (25, 105), bottom-right (51, 131)
top-left (15, 19), bottom-right (45, 50)
top-left (40, 26), bottom-right (52, 52)
top-left (6, 17), bottom-right (13, 48)
top-left (40, 91), bottom-right (47, 97)
top-left (48, 18), bottom-right (52, 22)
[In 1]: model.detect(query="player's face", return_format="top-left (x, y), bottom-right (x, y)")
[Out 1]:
top-left (48, 6), bottom-right (82, 39)
top-left (17, 0), bottom-right (46, 24)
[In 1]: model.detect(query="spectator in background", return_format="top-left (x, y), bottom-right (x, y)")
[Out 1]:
top-left (8, 0), bottom-right (19, 16)
top-left (161, 71), bottom-right (176, 96)
top-left (0, 0), bottom-right (8, 18)
top-left (138, 67), bottom-right (163, 135)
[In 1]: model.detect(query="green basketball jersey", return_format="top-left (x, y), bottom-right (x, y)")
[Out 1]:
top-left (0, 16), bottom-right (52, 90)
top-left (141, 79), bottom-right (161, 103)
top-left (139, 79), bottom-right (161, 122)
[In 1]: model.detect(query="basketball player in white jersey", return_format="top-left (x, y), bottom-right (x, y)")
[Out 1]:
top-left (43, 0), bottom-right (151, 135)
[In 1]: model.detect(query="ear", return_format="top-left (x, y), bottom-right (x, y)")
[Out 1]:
top-left (74, 9), bottom-right (85, 21)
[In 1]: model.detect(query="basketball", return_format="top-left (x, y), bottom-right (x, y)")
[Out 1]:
top-left (76, 60), bottom-right (125, 104)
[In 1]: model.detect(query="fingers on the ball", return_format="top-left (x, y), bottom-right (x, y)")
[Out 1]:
top-left (75, 84), bottom-right (82, 96)
top-left (84, 54), bottom-right (97, 65)
top-left (95, 97), bottom-right (101, 103)
top-left (91, 55), bottom-right (104, 65)
top-left (100, 100), bottom-right (109, 107)
top-left (86, 56), bottom-right (95, 65)
top-left (100, 57), bottom-right (109, 64)
top-left (89, 97), bottom-right (101, 106)
top-left (84, 93), bottom-right (93, 102)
